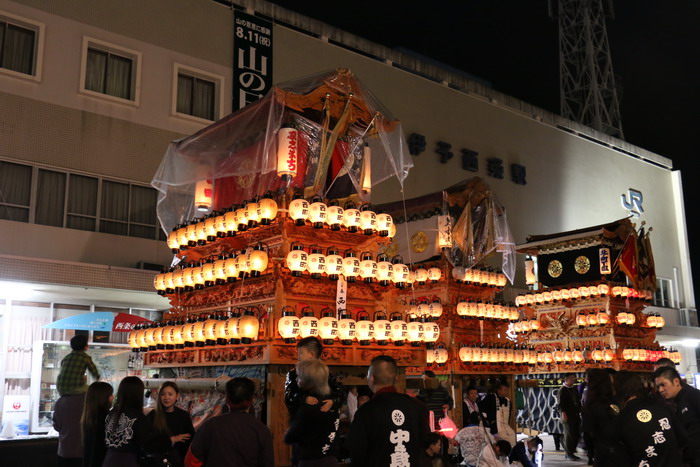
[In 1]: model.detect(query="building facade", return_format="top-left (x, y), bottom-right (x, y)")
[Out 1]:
top-left (0, 0), bottom-right (696, 421)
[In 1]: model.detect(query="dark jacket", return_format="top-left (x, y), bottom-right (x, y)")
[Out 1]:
top-left (581, 400), bottom-right (626, 466)
top-left (417, 380), bottom-right (454, 430)
top-left (672, 384), bottom-right (700, 465)
top-left (285, 367), bottom-right (343, 416)
top-left (557, 385), bottom-right (581, 420)
top-left (284, 402), bottom-right (341, 460)
top-left (478, 393), bottom-right (510, 435)
top-left (616, 397), bottom-right (684, 467)
top-left (508, 441), bottom-right (535, 467)
top-left (349, 387), bottom-right (431, 467)
top-left (145, 407), bottom-right (195, 467)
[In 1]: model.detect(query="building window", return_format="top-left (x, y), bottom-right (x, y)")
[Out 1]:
top-left (35, 169), bottom-right (66, 227)
top-left (0, 160), bottom-right (32, 222)
top-left (653, 278), bottom-right (674, 308)
top-left (0, 11), bottom-right (43, 80)
top-left (173, 64), bottom-right (223, 122)
top-left (100, 180), bottom-right (161, 240)
top-left (67, 174), bottom-right (98, 231)
top-left (81, 37), bottom-right (141, 104)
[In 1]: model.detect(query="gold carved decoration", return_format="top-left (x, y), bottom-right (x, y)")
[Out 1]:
top-left (548, 260), bottom-right (563, 278)
top-left (411, 231), bottom-right (428, 253)
top-left (575, 256), bottom-right (591, 274)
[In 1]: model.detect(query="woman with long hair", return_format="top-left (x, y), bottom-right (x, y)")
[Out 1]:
top-left (103, 376), bottom-right (168, 467)
top-left (284, 358), bottom-right (341, 466)
top-left (144, 381), bottom-right (195, 467)
top-left (81, 381), bottom-right (113, 467)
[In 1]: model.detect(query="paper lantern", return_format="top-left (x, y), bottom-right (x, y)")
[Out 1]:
top-left (342, 250), bottom-right (360, 282)
top-left (234, 205), bottom-right (248, 232)
top-left (172, 319), bottom-right (185, 349)
top-left (656, 314), bottom-right (666, 329)
top-left (307, 246), bottom-right (326, 279)
top-left (376, 212), bottom-right (393, 237)
top-left (387, 222), bottom-right (397, 238)
top-left (343, 202), bottom-right (361, 233)
top-left (563, 348), bottom-right (573, 363)
top-left (543, 351), bottom-right (554, 364)
top-left (422, 321), bottom-right (440, 347)
top-left (202, 260), bottom-right (216, 287)
top-left (194, 175), bottom-right (213, 213)
top-left (216, 312), bottom-right (229, 345)
top-left (598, 284), bottom-right (609, 296)
top-left (576, 313), bottom-right (589, 328)
top-left (373, 311), bottom-right (392, 345)
top-left (162, 271), bottom-right (175, 294)
top-left (622, 348), bottom-right (635, 361)
top-left (223, 254), bottom-right (238, 283)
top-left (276, 126), bottom-right (299, 180)
top-left (359, 252), bottom-right (377, 283)
top-left (389, 313), bottom-right (407, 345)
top-left (573, 348), bottom-right (584, 363)
top-left (286, 244), bottom-right (308, 277)
top-left (597, 310), bottom-right (610, 325)
top-left (258, 195), bottom-right (278, 225)
top-left (376, 254), bottom-right (394, 286)
top-left (355, 312), bottom-right (374, 345)
top-left (426, 349), bottom-right (436, 365)
top-left (289, 195), bottom-right (310, 226)
top-left (238, 308), bottom-right (259, 344)
top-left (299, 308), bottom-right (320, 338)
top-left (591, 348), bottom-right (603, 362)
top-left (406, 316), bottom-right (424, 346)
top-left (325, 201), bottom-right (344, 231)
top-left (325, 248), bottom-right (344, 281)
top-left (175, 223), bottom-right (189, 250)
top-left (359, 204), bottom-right (377, 235)
top-left (223, 209), bottom-right (238, 237)
top-left (318, 309), bottom-right (339, 345)
top-left (337, 313), bottom-right (357, 345)
top-left (587, 312), bottom-right (599, 327)
top-left (153, 272), bottom-right (167, 295)
top-left (184, 222), bottom-right (198, 248)
top-left (167, 227), bottom-right (180, 253)
top-left (616, 311), bottom-right (629, 325)
top-left (416, 299), bottom-right (430, 318)
top-left (548, 291), bottom-right (558, 302)
top-left (172, 267), bottom-right (186, 292)
top-left (524, 256), bottom-right (536, 284)
top-left (193, 315), bottom-right (207, 347)
top-left (626, 313), bottom-right (636, 326)
top-left (570, 288), bottom-right (581, 300)
top-left (234, 249), bottom-right (249, 279)
top-left (128, 327), bottom-right (140, 351)
top-left (308, 197), bottom-right (328, 229)
top-left (244, 199), bottom-right (260, 228)
top-left (213, 255), bottom-right (227, 286)
top-left (647, 314), bottom-right (658, 328)
top-left (579, 286), bottom-right (590, 299)
top-left (603, 347), bottom-right (615, 362)
top-left (391, 256), bottom-right (409, 288)
top-left (428, 267), bottom-right (442, 283)
top-left (415, 268), bottom-right (429, 284)
top-left (429, 298), bottom-right (443, 319)
top-left (496, 271), bottom-right (507, 288)
top-left (456, 299), bottom-right (469, 317)
top-left (203, 314), bottom-right (219, 346)
top-left (278, 307), bottom-right (299, 343)
top-left (459, 345), bottom-right (473, 362)
top-left (434, 347), bottom-right (449, 365)
top-left (452, 267), bottom-right (466, 283)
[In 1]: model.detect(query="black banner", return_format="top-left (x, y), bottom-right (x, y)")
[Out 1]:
top-left (233, 10), bottom-right (272, 110)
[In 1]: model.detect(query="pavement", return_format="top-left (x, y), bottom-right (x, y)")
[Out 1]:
top-left (536, 433), bottom-right (591, 467)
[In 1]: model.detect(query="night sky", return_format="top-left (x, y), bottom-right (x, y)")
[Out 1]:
top-left (269, 0), bottom-right (699, 301)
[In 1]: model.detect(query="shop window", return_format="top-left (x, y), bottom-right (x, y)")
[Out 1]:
top-left (0, 160), bottom-right (32, 222)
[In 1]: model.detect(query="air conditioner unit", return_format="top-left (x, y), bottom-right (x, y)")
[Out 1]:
top-left (679, 308), bottom-right (699, 327)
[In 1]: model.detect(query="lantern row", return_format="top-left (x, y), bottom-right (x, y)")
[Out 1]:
top-left (167, 194), bottom-right (397, 254)
top-left (454, 300), bottom-right (520, 322)
top-left (515, 284), bottom-right (653, 307)
top-left (536, 346), bottom-right (681, 365)
top-left (153, 245), bottom-right (269, 295)
top-left (621, 347), bottom-right (681, 363)
top-left (278, 308), bottom-right (441, 347)
top-left (458, 344), bottom-right (538, 366)
top-left (127, 309), bottom-right (261, 352)
top-left (451, 266), bottom-right (508, 288)
top-left (286, 245), bottom-right (442, 286)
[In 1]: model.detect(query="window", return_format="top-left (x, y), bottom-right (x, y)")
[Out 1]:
top-left (653, 278), bottom-right (674, 308)
top-left (81, 37), bottom-right (141, 104)
top-left (1, 159), bottom-right (163, 240)
top-left (0, 160), bottom-right (32, 222)
top-left (0, 11), bottom-right (43, 80)
top-left (173, 64), bottom-right (223, 122)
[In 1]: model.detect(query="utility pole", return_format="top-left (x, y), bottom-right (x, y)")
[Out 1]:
top-left (551, 0), bottom-right (624, 138)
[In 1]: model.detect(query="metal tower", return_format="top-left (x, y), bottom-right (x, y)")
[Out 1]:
top-left (552, 0), bottom-right (624, 138)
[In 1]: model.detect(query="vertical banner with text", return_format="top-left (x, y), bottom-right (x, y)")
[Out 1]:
top-left (233, 10), bottom-right (273, 110)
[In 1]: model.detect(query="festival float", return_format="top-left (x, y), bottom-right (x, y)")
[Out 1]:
top-left (514, 218), bottom-right (673, 435)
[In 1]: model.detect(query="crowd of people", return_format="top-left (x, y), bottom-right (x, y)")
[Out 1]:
top-left (51, 334), bottom-right (700, 467)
